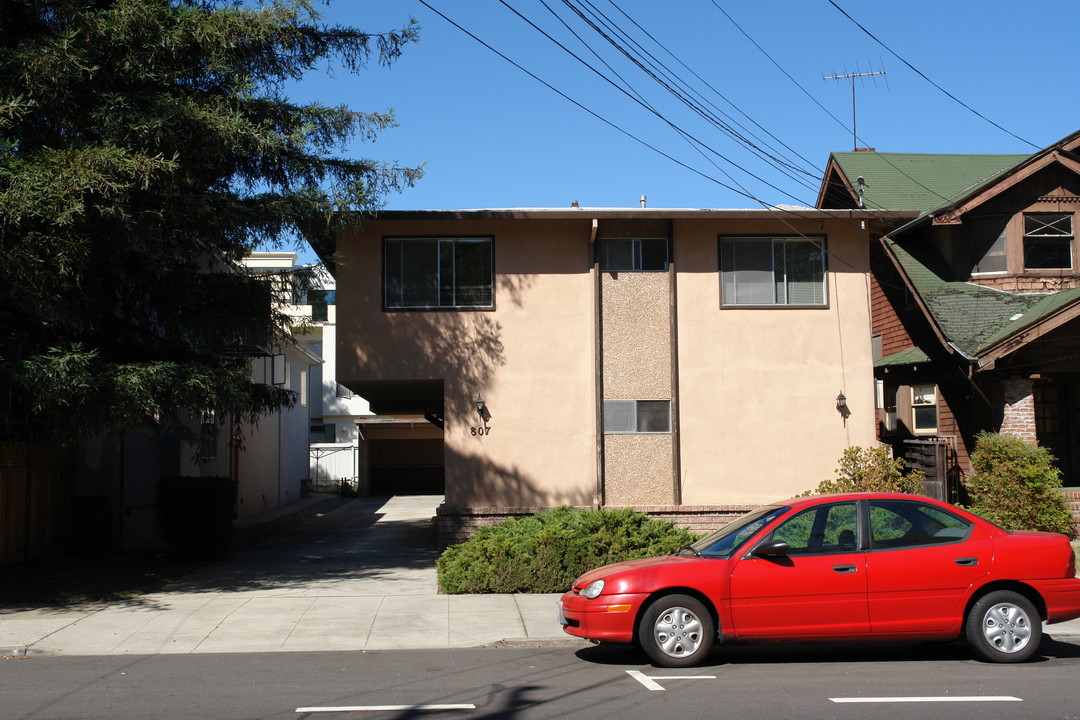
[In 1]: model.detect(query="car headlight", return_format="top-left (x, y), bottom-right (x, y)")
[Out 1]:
top-left (582, 579), bottom-right (606, 599)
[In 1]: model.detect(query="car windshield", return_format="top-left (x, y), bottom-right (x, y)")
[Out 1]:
top-left (686, 505), bottom-right (789, 558)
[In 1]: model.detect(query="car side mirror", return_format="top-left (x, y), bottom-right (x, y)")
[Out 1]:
top-left (752, 540), bottom-right (790, 557)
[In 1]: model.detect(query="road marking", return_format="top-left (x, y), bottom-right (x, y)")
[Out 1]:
top-left (626, 670), bottom-right (717, 692)
top-left (296, 705), bottom-right (476, 713)
top-left (830, 696), bottom-right (1022, 704)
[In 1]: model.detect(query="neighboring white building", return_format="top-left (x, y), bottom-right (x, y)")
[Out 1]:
top-left (242, 252), bottom-right (374, 494)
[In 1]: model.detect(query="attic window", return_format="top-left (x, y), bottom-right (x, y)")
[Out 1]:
top-left (967, 215), bottom-right (1008, 275)
top-left (1023, 212), bottom-right (1073, 270)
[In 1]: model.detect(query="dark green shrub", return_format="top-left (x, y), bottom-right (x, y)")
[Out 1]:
top-left (437, 506), bottom-right (697, 594)
top-left (807, 445), bottom-right (926, 495)
top-left (964, 432), bottom-right (1077, 539)
top-left (157, 476), bottom-right (237, 558)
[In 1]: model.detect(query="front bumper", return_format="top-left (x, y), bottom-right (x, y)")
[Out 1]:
top-left (557, 590), bottom-right (646, 644)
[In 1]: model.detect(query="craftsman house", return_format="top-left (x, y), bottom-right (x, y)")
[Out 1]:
top-left (818, 130), bottom-right (1080, 498)
top-left (330, 206), bottom-right (913, 543)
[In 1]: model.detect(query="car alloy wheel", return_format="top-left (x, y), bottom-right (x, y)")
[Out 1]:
top-left (965, 589), bottom-right (1041, 663)
top-left (638, 594), bottom-right (714, 668)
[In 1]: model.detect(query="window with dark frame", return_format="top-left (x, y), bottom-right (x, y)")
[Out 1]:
top-left (599, 237), bottom-right (669, 272)
top-left (384, 236), bottom-right (493, 309)
top-left (967, 215), bottom-right (1008, 275)
top-left (720, 236), bottom-right (826, 306)
top-left (602, 399), bottom-right (671, 434)
top-left (1023, 212), bottom-right (1073, 270)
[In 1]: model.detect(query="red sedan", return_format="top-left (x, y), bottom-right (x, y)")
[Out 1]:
top-left (558, 492), bottom-right (1080, 667)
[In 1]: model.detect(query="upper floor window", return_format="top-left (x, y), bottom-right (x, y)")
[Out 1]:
top-left (967, 215), bottom-right (1008, 275)
top-left (720, 236), bottom-right (826, 306)
top-left (1024, 212), bottom-right (1073, 270)
top-left (600, 237), bottom-right (669, 272)
top-left (384, 237), bottom-right (493, 310)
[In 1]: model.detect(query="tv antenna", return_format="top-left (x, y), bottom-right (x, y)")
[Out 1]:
top-left (823, 64), bottom-right (887, 151)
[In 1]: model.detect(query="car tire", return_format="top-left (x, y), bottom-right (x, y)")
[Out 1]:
top-left (637, 594), bottom-right (714, 668)
top-left (965, 590), bottom-right (1041, 663)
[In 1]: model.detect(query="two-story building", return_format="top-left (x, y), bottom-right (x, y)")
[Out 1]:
top-left (330, 206), bottom-right (915, 544)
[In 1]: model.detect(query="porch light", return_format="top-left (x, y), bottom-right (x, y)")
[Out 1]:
top-left (835, 392), bottom-right (848, 412)
top-left (475, 393), bottom-right (491, 422)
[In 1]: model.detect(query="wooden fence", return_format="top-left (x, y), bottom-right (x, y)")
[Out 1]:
top-left (0, 442), bottom-right (76, 566)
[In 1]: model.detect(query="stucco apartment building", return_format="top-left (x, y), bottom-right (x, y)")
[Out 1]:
top-left (332, 207), bottom-right (915, 544)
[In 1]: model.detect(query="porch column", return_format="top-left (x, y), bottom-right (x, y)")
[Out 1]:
top-left (1000, 377), bottom-right (1037, 444)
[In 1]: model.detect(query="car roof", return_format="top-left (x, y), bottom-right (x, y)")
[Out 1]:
top-left (774, 492), bottom-right (945, 509)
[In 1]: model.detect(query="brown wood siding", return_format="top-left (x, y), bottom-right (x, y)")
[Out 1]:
top-left (0, 442), bottom-right (76, 566)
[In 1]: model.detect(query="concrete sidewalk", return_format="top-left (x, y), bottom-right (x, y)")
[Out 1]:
top-left (2, 495), bottom-right (1078, 658)
top-left (0, 496), bottom-right (576, 657)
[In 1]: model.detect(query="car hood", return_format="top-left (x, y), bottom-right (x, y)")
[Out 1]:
top-left (574, 555), bottom-right (704, 593)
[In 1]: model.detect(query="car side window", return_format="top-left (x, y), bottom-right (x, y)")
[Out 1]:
top-left (869, 500), bottom-right (973, 549)
top-left (768, 502), bottom-right (859, 555)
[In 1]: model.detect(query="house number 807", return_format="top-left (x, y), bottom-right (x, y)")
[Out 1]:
top-left (471, 427), bottom-right (490, 436)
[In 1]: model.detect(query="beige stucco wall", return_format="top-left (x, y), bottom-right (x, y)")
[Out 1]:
top-left (336, 218), bottom-right (600, 509)
top-left (336, 212), bottom-right (881, 511)
top-left (673, 218), bottom-right (878, 503)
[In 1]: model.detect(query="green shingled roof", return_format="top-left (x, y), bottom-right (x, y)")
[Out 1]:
top-left (874, 347), bottom-right (930, 368)
top-left (884, 239), bottom-right (1080, 356)
top-left (830, 152), bottom-right (1029, 212)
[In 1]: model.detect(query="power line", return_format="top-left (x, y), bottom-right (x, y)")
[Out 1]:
top-left (825, 0), bottom-right (1039, 149)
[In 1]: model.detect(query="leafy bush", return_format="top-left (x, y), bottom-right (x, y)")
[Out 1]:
top-left (964, 432), bottom-right (1077, 539)
top-left (807, 445), bottom-right (926, 495)
top-left (437, 506), bottom-right (697, 594)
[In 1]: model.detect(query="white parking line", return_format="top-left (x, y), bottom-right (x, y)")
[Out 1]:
top-left (296, 705), bottom-right (476, 713)
top-left (626, 670), bottom-right (717, 692)
top-left (830, 696), bottom-right (1022, 704)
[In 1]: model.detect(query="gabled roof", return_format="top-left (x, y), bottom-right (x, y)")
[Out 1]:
top-left (863, 129), bottom-right (1080, 371)
top-left (817, 152), bottom-right (1029, 212)
top-left (883, 237), bottom-right (1080, 367)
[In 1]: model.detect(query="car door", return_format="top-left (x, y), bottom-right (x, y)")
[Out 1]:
top-left (864, 499), bottom-right (992, 634)
top-left (728, 501), bottom-right (869, 638)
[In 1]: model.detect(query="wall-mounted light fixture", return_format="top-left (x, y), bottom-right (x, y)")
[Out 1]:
top-left (835, 391), bottom-right (851, 423)
top-left (475, 393), bottom-right (491, 423)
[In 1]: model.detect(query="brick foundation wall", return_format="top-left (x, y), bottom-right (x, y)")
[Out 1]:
top-left (436, 504), bottom-right (757, 548)
top-left (1062, 490), bottom-right (1080, 536)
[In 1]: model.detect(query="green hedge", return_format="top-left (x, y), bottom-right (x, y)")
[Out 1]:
top-left (964, 432), bottom-right (1077, 539)
top-left (437, 506), bottom-right (697, 594)
top-left (157, 476), bottom-right (237, 558)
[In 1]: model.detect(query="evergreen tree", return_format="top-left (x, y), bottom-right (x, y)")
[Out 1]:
top-left (0, 0), bottom-right (420, 441)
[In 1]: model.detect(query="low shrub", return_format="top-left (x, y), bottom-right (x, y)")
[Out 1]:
top-left (436, 506), bottom-right (697, 594)
top-left (964, 432), bottom-right (1077, 539)
top-left (806, 445), bottom-right (926, 495)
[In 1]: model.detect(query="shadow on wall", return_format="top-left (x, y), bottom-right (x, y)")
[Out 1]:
top-left (446, 443), bottom-right (593, 509)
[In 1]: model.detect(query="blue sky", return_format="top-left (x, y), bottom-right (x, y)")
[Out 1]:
top-left (283, 1), bottom-right (1076, 258)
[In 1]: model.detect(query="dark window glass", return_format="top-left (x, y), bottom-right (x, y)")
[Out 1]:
top-left (869, 500), bottom-right (972, 548)
top-left (1024, 213), bottom-right (1073, 270)
top-left (768, 502), bottom-right (858, 554)
top-left (385, 237), bottom-right (493, 309)
top-left (600, 238), bottom-right (668, 272)
top-left (721, 236), bottom-right (826, 306)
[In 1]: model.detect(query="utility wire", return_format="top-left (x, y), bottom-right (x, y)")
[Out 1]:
top-left (604, 0), bottom-right (820, 175)
top-left (826, 0), bottom-right (1039, 149)
top-left (494, 0), bottom-right (817, 204)
top-left (571, 0), bottom-right (820, 180)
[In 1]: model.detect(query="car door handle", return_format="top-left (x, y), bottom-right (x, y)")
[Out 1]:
top-left (832, 565), bottom-right (857, 574)
top-left (955, 557), bottom-right (979, 566)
